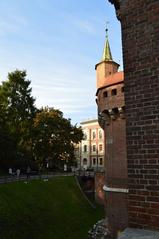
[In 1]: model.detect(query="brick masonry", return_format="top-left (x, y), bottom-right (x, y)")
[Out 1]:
top-left (109, 0), bottom-right (159, 230)
top-left (94, 172), bottom-right (106, 206)
top-left (96, 49), bottom-right (128, 237)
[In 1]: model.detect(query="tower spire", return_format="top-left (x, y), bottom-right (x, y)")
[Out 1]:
top-left (102, 27), bottom-right (113, 61)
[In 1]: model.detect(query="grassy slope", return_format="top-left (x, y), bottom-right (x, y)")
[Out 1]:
top-left (0, 177), bottom-right (104, 239)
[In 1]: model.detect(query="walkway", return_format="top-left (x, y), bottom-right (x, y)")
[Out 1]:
top-left (0, 172), bottom-right (73, 184)
top-left (118, 228), bottom-right (159, 239)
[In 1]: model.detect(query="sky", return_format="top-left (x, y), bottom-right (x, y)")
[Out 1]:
top-left (0, 0), bottom-right (122, 125)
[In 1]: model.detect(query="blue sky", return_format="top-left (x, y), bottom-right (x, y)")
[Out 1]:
top-left (0, 0), bottom-right (122, 125)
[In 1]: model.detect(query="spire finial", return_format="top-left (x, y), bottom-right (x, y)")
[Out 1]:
top-left (102, 21), bottom-right (113, 61)
top-left (105, 21), bottom-right (109, 38)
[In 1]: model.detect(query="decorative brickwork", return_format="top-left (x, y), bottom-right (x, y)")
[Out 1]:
top-left (109, 0), bottom-right (159, 231)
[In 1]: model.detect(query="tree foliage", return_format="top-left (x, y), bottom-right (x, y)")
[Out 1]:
top-left (32, 107), bottom-right (83, 168)
top-left (0, 70), bottom-right (83, 170)
top-left (0, 70), bottom-right (36, 167)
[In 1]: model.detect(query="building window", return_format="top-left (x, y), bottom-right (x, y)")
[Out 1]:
top-left (83, 133), bottom-right (87, 140)
top-left (83, 158), bottom-right (87, 165)
top-left (99, 158), bottom-right (103, 165)
top-left (121, 87), bottom-right (124, 93)
top-left (93, 158), bottom-right (96, 165)
top-left (92, 145), bottom-right (96, 152)
top-left (83, 145), bottom-right (87, 152)
top-left (111, 89), bottom-right (117, 96)
top-left (92, 131), bottom-right (96, 140)
top-left (99, 144), bottom-right (103, 152)
top-left (103, 91), bottom-right (108, 97)
top-left (99, 130), bottom-right (102, 139)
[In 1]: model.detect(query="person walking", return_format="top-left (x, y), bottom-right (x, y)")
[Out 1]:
top-left (26, 166), bottom-right (31, 181)
top-left (16, 168), bottom-right (20, 180)
top-left (9, 167), bottom-right (12, 176)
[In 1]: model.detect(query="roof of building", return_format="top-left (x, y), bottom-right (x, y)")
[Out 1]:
top-left (102, 28), bottom-right (113, 61)
top-left (80, 118), bottom-right (98, 125)
top-left (95, 28), bottom-right (120, 70)
top-left (96, 71), bottom-right (124, 95)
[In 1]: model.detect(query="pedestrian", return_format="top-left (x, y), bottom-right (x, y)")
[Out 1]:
top-left (9, 167), bottom-right (12, 176)
top-left (64, 164), bottom-right (67, 172)
top-left (16, 168), bottom-right (20, 180)
top-left (26, 166), bottom-right (31, 180)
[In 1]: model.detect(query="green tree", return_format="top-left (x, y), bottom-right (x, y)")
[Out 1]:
top-left (32, 107), bottom-right (83, 169)
top-left (0, 70), bottom-right (36, 167)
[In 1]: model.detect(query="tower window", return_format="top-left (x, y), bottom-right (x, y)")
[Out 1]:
top-left (121, 87), bottom-right (124, 92)
top-left (111, 89), bottom-right (117, 96)
top-left (103, 91), bottom-right (108, 97)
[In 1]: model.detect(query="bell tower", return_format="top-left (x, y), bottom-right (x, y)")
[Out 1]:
top-left (95, 28), bottom-right (120, 89)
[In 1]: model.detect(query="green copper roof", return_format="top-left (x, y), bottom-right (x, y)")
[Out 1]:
top-left (102, 28), bottom-right (113, 61)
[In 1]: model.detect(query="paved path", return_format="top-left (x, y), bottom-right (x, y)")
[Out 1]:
top-left (0, 170), bottom-right (95, 184)
top-left (0, 172), bottom-right (74, 184)
top-left (118, 228), bottom-right (159, 239)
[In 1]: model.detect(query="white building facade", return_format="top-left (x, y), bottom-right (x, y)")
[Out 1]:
top-left (78, 119), bottom-right (105, 171)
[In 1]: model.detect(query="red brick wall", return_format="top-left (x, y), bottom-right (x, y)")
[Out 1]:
top-left (97, 82), bottom-right (124, 112)
top-left (97, 77), bottom-right (128, 237)
top-left (95, 172), bottom-right (106, 205)
top-left (115, 0), bottom-right (159, 230)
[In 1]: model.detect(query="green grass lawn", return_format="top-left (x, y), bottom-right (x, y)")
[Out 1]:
top-left (0, 176), bottom-right (104, 239)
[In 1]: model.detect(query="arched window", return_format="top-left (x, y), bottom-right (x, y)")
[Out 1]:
top-left (83, 158), bottom-right (87, 165)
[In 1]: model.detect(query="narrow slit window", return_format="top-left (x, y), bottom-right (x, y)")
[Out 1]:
top-left (103, 91), bottom-right (108, 98)
top-left (111, 89), bottom-right (117, 96)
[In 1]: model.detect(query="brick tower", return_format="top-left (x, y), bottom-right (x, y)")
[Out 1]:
top-left (108, 0), bottom-right (159, 233)
top-left (95, 29), bottom-right (128, 237)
